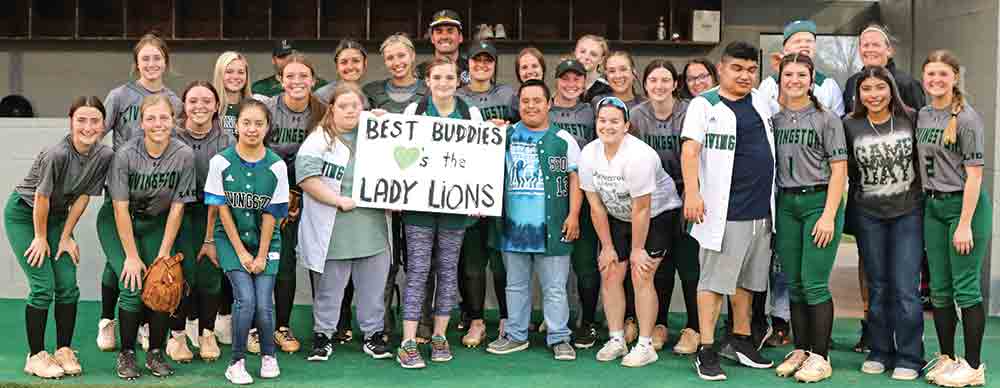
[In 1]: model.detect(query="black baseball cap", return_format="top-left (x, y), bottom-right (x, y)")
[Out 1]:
top-left (273, 39), bottom-right (296, 57)
top-left (429, 9), bottom-right (462, 29)
top-left (555, 59), bottom-right (586, 78)
top-left (467, 40), bottom-right (497, 60)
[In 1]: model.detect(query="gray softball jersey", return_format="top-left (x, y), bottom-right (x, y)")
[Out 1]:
top-left (174, 122), bottom-right (236, 202)
top-left (549, 102), bottom-right (596, 149)
top-left (916, 103), bottom-right (986, 193)
top-left (772, 105), bottom-right (848, 189)
top-left (457, 84), bottom-right (516, 122)
top-left (16, 135), bottom-right (114, 215)
top-left (103, 81), bottom-right (182, 151)
top-left (628, 99), bottom-right (689, 182)
top-left (108, 136), bottom-right (197, 216)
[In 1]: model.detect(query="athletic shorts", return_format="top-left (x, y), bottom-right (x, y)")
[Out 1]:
top-left (697, 218), bottom-right (772, 295)
top-left (608, 208), bottom-right (681, 262)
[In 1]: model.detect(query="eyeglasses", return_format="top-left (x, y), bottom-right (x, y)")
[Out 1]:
top-left (687, 73), bottom-right (712, 83)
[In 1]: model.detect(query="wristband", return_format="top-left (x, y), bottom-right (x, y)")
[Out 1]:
top-left (203, 239), bottom-right (215, 244)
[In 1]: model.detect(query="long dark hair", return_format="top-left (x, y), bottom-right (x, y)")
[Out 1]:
top-left (68, 96), bottom-right (106, 119)
top-left (237, 99), bottom-right (272, 142)
top-left (679, 58), bottom-right (719, 99)
top-left (778, 54), bottom-right (823, 112)
top-left (849, 65), bottom-right (913, 123)
top-left (642, 59), bottom-right (680, 99)
top-left (178, 80), bottom-right (221, 122)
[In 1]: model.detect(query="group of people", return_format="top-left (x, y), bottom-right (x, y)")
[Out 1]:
top-left (4, 8), bottom-right (991, 387)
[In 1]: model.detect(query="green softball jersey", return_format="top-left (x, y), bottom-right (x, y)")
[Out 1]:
top-left (549, 101), bottom-right (596, 148)
top-left (15, 135), bottom-right (114, 215)
top-left (916, 103), bottom-right (986, 192)
top-left (457, 84), bottom-right (516, 122)
top-left (108, 136), bottom-right (198, 216)
top-left (251, 75), bottom-right (329, 99)
top-left (174, 123), bottom-right (236, 202)
top-left (772, 105), bottom-right (848, 188)
top-left (628, 99), bottom-right (689, 182)
top-left (844, 114), bottom-right (922, 219)
top-left (204, 147), bottom-right (290, 274)
top-left (103, 81), bottom-right (182, 150)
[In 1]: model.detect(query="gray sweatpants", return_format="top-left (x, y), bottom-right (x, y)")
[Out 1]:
top-left (312, 247), bottom-right (391, 340)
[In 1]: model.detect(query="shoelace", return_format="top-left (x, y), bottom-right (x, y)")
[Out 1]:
top-left (923, 353), bottom-right (951, 373)
top-left (402, 343), bottom-right (420, 358)
top-left (799, 356), bottom-right (825, 373)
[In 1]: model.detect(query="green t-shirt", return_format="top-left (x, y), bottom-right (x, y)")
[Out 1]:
top-left (327, 132), bottom-right (388, 259)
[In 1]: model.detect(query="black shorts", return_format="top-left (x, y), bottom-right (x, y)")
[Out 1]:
top-left (608, 208), bottom-right (681, 262)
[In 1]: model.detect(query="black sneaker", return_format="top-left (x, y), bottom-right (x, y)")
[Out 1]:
top-left (718, 335), bottom-right (736, 361)
top-left (572, 322), bottom-right (598, 349)
top-left (363, 331), bottom-right (392, 359)
top-left (729, 335), bottom-right (773, 369)
top-left (308, 332), bottom-right (334, 361)
top-left (116, 349), bottom-right (141, 380)
top-left (751, 323), bottom-right (772, 351)
top-left (145, 349), bottom-right (174, 377)
top-left (694, 346), bottom-right (727, 381)
top-left (853, 320), bottom-right (870, 353)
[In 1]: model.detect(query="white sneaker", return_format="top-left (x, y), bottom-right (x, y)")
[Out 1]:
top-left (925, 354), bottom-right (958, 383)
top-left (861, 360), bottom-right (885, 374)
top-left (225, 359), bottom-right (253, 385)
top-left (596, 339), bottom-right (629, 362)
top-left (261, 355), bottom-right (280, 378)
top-left (138, 324), bottom-right (150, 352)
top-left (24, 351), bottom-right (65, 379)
top-left (891, 367), bottom-right (919, 380)
top-left (936, 358), bottom-right (985, 387)
top-left (621, 343), bottom-right (658, 367)
top-left (215, 315), bottom-right (233, 345)
top-left (97, 319), bottom-right (117, 351)
top-left (186, 319), bottom-right (200, 349)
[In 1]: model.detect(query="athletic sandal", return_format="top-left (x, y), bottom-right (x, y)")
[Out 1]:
top-left (97, 318), bottom-right (117, 351)
top-left (936, 358), bottom-right (985, 388)
top-left (274, 327), bottom-right (301, 353)
top-left (166, 332), bottom-right (194, 363)
top-left (462, 320), bottom-right (487, 348)
top-left (53, 347), bottom-right (82, 376)
top-left (652, 324), bottom-right (669, 351)
top-left (924, 354), bottom-right (957, 384)
top-left (24, 351), bottom-right (64, 379)
top-left (776, 349), bottom-right (808, 377)
top-left (794, 353), bottom-right (832, 383)
top-left (673, 328), bottom-right (700, 355)
top-left (199, 329), bottom-right (221, 361)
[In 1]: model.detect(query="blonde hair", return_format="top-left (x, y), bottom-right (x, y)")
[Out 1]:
top-left (212, 51), bottom-right (251, 112)
top-left (380, 33), bottom-right (416, 55)
top-left (319, 83), bottom-right (366, 151)
top-left (139, 94), bottom-right (176, 120)
top-left (577, 34), bottom-right (609, 72)
top-left (923, 50), bottom-right (964, 145)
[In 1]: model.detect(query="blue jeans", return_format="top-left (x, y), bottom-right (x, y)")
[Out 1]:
top-left (854, 207), bottom-right (925, 370)
top-left (769, 266), bottom-right (790, 321)
top-left (502, 252), bottom-right (571, 346)
top-left (226, 270), bottom-right (276, 361)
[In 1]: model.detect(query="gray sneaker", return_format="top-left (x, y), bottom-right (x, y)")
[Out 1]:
top-left (486, 336), bottom-right (529, 355)
top-left (430, 336), bottom-right (452, 362)
top-left (552, 341), bottom-right (576, 361)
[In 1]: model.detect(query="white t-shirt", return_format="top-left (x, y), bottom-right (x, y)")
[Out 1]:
top-left (579, 134), bottom-right (682, 222)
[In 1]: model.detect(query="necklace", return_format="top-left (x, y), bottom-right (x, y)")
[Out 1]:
top-left (867, 114), bottom-right (894, 137)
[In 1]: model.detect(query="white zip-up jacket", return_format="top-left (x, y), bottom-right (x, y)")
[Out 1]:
top-left (681, 87), bottom-right (776, 251)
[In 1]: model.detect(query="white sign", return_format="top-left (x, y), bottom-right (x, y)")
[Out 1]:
top-left (352, 111), bottom-right (507, 217)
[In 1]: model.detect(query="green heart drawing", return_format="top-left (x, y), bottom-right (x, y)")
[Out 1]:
top-left (393, 146), bottom-right (421, 170)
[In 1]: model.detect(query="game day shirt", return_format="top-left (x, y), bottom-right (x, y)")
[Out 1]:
top-left (108, 136), bottom-right (197, 216)
top-left (916, 103), bottom-right (986, 193)
top-left (174, 123), bottom-right (236, 202)
top-left (772, 105), bottom-right (848, 188)
top-left (204, 147), bottom-right (289, 275)
top-left (549, 102), bottom-right (596, 148)
top-left (16, 135), bottom-right (115, 216)
top-left (629, 99), bottom-right (689, 184)
top-left (579, 134), bottom-right (682, 222)
top-left (104, 81), bottom-right (182, 150)
top-left (844, 114), bottom-right (922, 219)
top-left (220, 102), bottom-right (242, 135)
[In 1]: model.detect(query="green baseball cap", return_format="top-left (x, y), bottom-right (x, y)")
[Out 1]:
top-left (783, 20), bottom-right (816, 43)
top-left (468, 40), bottom-right (497, 60)
top-left (555, 59), bottom-right (586, 78)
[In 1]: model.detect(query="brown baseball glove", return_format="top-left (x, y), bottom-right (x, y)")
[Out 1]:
top-left (142, 253), bottom-right (186, 315)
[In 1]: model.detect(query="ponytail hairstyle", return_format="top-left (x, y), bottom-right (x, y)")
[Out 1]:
top-left (604, 51), bottom-right (643, 99)
top-left (923, 49), bottom-right (963, 145)
top-left (132, 33), bottom-right (171, 78)
top-left (318, 83), bottom-right (366, 151)
top-left (178, 80), bottom-right (221, 123)
top-left (278, 53), bottom-right (327, 135)
top-left (213, 51), bottom-right (252, 111)
top-left (641, 59), bottom-right (680, 99)
top-left (849, 65), bottom-right (914, 125)
top-left (333, 38), bottom-right (368, 80)
top-left (68, 96), bottom-right (106, 119)
top-left (577, 34), bottom-right (609, 74)
top-left (778, 53), bottom-right (823, 112)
